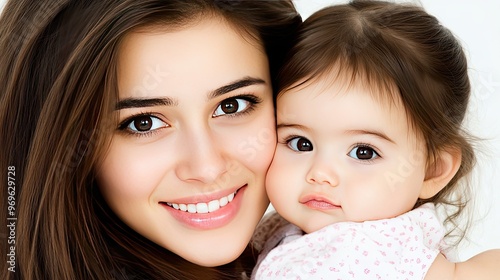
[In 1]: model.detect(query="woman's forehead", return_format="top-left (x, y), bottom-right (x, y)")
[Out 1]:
top-left (115, 16), bottom-right (269, 101)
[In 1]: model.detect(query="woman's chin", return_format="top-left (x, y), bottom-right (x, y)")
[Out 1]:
top-left (179, 238), bottom-right (248, 267)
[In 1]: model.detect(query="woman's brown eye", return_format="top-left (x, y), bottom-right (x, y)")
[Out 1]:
top-left (213, 98), bottom-right (251, 117)
top-left (134, 116), bottom-right (153, 131)
top-left (221, 99), bottom-right (238, 114)
top-left (121, 115), bottom-right (167, 134)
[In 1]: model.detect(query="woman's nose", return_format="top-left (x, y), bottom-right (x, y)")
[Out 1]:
top-left (175, 128), bottom-right (227, 185)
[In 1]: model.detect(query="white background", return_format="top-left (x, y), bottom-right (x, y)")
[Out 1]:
top-left (1, 0), bottom-right (499, 261)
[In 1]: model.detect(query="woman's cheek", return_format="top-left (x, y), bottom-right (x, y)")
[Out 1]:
top-left (233, 111), bottom-right (277, 174)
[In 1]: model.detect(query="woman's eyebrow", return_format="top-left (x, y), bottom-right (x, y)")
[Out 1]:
top-left (115, 77), bottom-right (265, 110)
top-left (115, 97), bottom-right (177, 110)
top-left (208, 76), bottom-right (266, 100)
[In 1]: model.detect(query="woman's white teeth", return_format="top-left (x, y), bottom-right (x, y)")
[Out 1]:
top-left (208, 200), bottom-right (220, 212)
top-left (166, 191), bottom-right (236, 213)
top-left (187, 204), bottom-right (197, 213)
top-left (179, 204), bottom-right (187, 211)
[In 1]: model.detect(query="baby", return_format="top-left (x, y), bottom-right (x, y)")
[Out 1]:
top-left (253, 1), bottom-right (500, 279)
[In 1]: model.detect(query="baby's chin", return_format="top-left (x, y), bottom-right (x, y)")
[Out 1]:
top-left (296, 216), bottom-right (346, 234)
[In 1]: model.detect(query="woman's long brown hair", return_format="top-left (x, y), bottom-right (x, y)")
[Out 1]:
top-left (0, 1), bottom-right (301, 279)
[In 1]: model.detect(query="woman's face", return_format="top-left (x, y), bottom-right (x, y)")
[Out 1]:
top-left (97, 17), bottom-right (275, 266)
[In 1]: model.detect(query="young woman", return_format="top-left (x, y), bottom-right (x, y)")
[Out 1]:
top-left (0, 0), bottom-right (300, 279)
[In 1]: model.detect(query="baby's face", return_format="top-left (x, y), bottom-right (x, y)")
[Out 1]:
top-left (267, 76), bottom-right (428, 233)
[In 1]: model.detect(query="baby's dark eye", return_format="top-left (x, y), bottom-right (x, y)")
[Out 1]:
top-left (348, 146), bottom-right (379, 160)
top-left (213, 98), bottom-right (251, 116)
top-left (287, 137), bottom-right (313, 152)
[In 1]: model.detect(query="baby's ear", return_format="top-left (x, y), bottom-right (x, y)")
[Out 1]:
top-left (419, 147), bottom-right (462, 199)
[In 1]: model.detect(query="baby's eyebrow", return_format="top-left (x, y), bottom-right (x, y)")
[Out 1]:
top-left (344, 129), bottom-right (395, 144)
top-left (276, 123), bottom-right (309, 131)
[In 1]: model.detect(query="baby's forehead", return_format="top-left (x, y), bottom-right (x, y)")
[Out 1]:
top-left (278, 66), bottom-right (401, 109)
top-left (276, 67), bottom-right (420, 129)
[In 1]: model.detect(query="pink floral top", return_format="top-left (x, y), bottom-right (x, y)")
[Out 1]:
top-left (253, 203), bottom-right (448, 280)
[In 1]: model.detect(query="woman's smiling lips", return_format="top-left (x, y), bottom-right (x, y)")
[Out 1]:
top-left (299, 194), bottom-right (341, 210)
top-left (164, 190), bottom-right (236, 213)
top-left (160, 185), bottom-right (247, 229)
